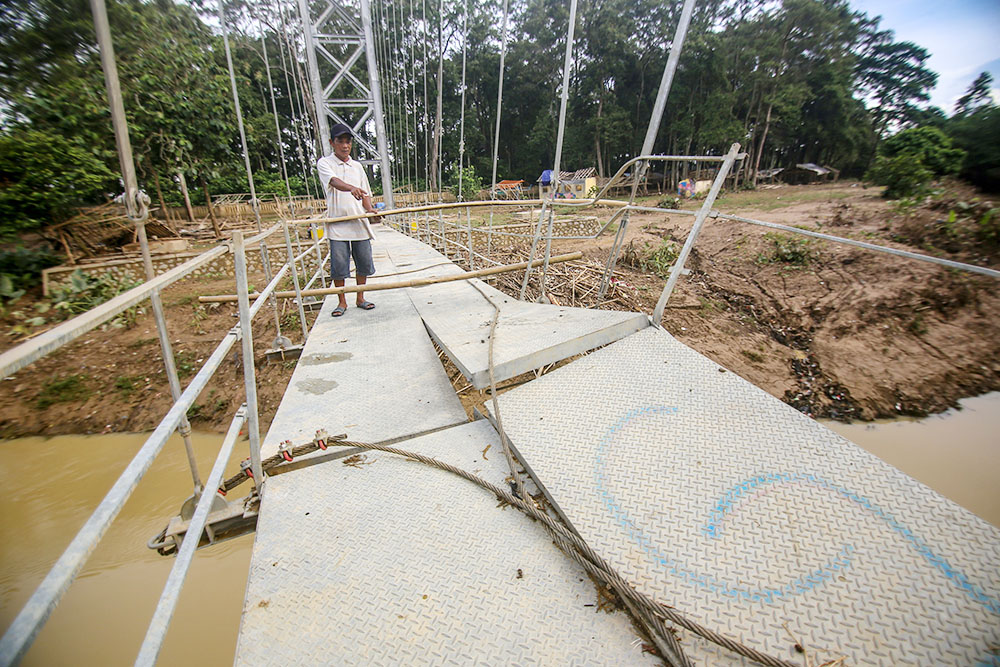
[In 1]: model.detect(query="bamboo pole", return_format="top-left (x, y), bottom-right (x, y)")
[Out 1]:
top-left (198, 251), bottom-right (583, 303)
top-left (298, 198), bottom-right (628, 227)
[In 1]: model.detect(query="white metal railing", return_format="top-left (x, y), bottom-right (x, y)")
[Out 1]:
top-left (0, 218), bottom-right (329, 665)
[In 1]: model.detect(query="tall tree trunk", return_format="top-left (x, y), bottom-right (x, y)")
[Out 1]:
top-left (178, 170), bottom-right (195, 222)
top-left (752, 101), bottom-right (773, 188)
top-left (151, 166), bottom-right (169, 222)
top-left (682, 135), bottom-right (694, 180)
top-left (594, 95), bottom-right (604, 178)
top-left (201, 175), bottom-right (221, 238)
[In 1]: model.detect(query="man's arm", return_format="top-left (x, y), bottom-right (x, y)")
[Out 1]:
top-left (329, 176), bottom-right (379, 218)
top-left (328, 176), bottom-right (368, 201)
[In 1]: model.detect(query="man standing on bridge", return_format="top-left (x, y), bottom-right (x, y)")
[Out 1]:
top-left (316, 122), bottom-right (381, 317)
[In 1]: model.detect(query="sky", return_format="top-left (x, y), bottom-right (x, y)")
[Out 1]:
top-left (847, 0), bottom-right (1000, 114)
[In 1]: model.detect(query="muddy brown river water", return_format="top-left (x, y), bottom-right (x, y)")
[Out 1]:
top-left (1, 393), bottom-right (997, 665)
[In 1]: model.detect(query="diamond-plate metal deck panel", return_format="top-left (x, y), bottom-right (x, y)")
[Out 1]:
top-left (377, 228), bottom-right (649, 388)
top-left (259, 232), bottom-right (467, 460)
top-left (236, 420), bottom-right (656, 665)
top-left (489, 327), bottom-right (1000, 666)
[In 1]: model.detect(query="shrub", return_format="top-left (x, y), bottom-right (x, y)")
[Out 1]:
top-left (448, 164), bottom-right (482, 202)
top-left (867, 127), bottom-right (965, 199)
top-left (0, 248), bottom-right (61, 292)
top-left (867, 155), bottom-right (934, 199)
top-left (36, 374), bottom-right (91, 409)
top-left (756, 233), bottom-right (815, 265)
top-left (49, 270), bottom-right (143, 327)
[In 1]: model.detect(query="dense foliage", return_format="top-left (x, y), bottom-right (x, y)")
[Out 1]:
top-left (867, 127), bottom-right (964, 198)
top-left (0, 0), bottom-right (994, 239)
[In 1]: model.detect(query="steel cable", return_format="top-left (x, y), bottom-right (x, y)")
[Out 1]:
top-left (217, 433), bottom-right (795, 667)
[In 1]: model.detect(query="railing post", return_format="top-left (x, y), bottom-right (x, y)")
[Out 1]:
top-left (283, 220), bottom-right (309, 342)
top-left (651, 143), bottom-right (741, 325)
top-left (312, 224), bottom-right (327, 289)
top-left (233, 232), bottom-right (265, 486)
top-left (466, 206), bottom-right (474, 270)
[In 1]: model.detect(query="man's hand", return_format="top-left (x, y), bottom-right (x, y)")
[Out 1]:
top-left (329, 176), bottom-right (368, 200)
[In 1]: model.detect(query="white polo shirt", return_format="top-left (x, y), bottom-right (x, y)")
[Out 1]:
top-left (316, 154), bottom-right (375, 241)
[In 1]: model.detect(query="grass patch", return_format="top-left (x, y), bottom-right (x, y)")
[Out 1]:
top-left (174, 351), bottom-right (197, 378)
top-left (741, 349), bottom-right (765, 363)
top-left (756, 232), bottom-right (815, 266)
top-left (187, 389), bottom-right (227, 420)
top-left (113, 374), bottom-right (144, 397)
top-left (36, 374), bottom-right (91, 409)
top-left (907, 314), bottom-right (928, 336)
top-left (699, 297), bottom-right (724, 315)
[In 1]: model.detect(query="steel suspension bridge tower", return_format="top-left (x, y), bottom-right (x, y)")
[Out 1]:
top-left (297, 0), bottom-right (394, 207)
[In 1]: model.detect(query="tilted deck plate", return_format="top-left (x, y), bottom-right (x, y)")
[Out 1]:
top-left (490, 327), bottom-right (1000, 665)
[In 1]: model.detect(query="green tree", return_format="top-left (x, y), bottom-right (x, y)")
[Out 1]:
top-left (854, 19), bottom-right (937, 139)
top-left (946, 105), bottom-right (1000, 192)
top-left (954, 71), bottom-right (994, 116)
top-left (867, 126), bottom-right (964, 198)
top-left (0, 129), bottom-right (115, 236)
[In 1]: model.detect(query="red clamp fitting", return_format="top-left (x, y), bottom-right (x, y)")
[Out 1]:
top-left (315, 429), bottom-right (328, 450)
top-left (217, 486), bottom-right (227, 497)
top-left (278, 440), bottom-right (294, 462)
top-left (240, 458), bottom-right (254, 480)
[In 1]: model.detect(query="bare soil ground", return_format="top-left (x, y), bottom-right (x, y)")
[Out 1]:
top-left (0, 180), bottom-right (997, 437)
top-left (552, 180), bottom-right (1000, 421)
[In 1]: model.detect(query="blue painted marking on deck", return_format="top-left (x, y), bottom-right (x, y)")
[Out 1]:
top-left (594, 406), bottom-right (1000, 615)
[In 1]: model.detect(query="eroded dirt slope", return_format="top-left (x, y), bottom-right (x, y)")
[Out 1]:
top-left (557, 181), bottom-right (999, 420)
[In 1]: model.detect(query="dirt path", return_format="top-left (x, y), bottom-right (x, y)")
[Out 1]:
top-left (0, 181), bottom-right (996, 437)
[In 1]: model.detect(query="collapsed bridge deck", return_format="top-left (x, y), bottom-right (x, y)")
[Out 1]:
top-left (235, 226), bottom-right (1000, 665)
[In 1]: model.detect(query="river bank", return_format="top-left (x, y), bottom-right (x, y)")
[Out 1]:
top-left (0, 181), bottom-right (997, 437)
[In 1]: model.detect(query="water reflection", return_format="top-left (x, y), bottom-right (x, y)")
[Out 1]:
top-left (826, 392), bottom-right (1000, 528)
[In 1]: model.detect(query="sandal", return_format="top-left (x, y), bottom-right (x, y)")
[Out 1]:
top-left (331, 305), bottom-right (347, 317)
top-left (356, 300), bottom-right (376, 310)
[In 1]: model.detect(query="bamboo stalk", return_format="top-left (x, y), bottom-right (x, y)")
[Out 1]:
top-left (198, 252), bottom-right (583, 303)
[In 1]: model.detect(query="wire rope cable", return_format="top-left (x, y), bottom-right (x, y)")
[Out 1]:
top-left (457, 0), bottom-right (468, 203)
top-left (217, 0), bottom-right (285, 345)
top-left (260, 34), bottom-right (295, 212)
top-left (277, 4), bottom-right (317, 204)
top-left (422, 0), bottom-right (431, 204)
top-left (487, 0), bottom-right (510, 256)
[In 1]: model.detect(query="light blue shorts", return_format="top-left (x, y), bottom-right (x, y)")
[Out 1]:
top-left (329, 239), bottom-right (376, 280)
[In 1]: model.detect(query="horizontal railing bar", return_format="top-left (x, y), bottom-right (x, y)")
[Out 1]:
top-left (0, 225), bottom-right (281, 380)
top-left (248, 261), bottom-right (290, 320)
top-left (717, 212), bottom-right (1000, 279)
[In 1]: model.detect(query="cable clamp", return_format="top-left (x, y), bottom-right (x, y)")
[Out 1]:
top-left (116, 189), bottom-right (151, 222)
top-left (314, 429), bottom-right (328, 450)
top-left (240, 458), bottom-right (254, 480)
top-left (278, 440), bottom-right (294, 462)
